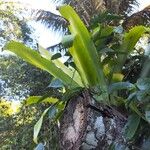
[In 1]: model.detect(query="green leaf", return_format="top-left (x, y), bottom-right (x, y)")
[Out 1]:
top-left (38, 45), bottom-right (83, 87)
top-left (25, 96), bottom-right (58, 105)
top-left (59, 5), bottom-right (106, 86)
top-left (129, 102), bottom-right (146, 121)
top-left (112, 73), bottom-right (124, 82)
top-left (51, 53), bottom-right (62, 60)
top-left (122, 26), bottom-right (148, 53)
top-left (100, 48), bottom-right (114, 54)
top-left (126, 92), bottom-right (137, 108)
top-left (115, 26), bottom-right (149, 72)
top-left (4, 41), bottom-right (81, 88)
top-left (124, 113), bottom-right (140, 140)
top-left (61, 35), bottom-right (75, 48)
top-left (110, 96), bottom-right (125, 106)
top-left (33, 107), bottom-right (50, 143)
top-left (59, 5), bottom-right (108, 99)
top-left (108, 82), bottom-right (135, 93)
top-left (92, 25), bottom-right (113, 42)
top-left (62, 87), bottom-right (83, 101)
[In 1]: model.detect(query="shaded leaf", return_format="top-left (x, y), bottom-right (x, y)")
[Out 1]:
top-left (136, 90), bottom-right (150, 102)
top-left (108, 82), bottom-right (135, 93)
top-left (110, 96), bottom-right (125, 106)
top-left (124, 113), bottom-right (140, 140)
top-left (51, 53), bottom-right (62, 60)
top-left (61, 34), bottom-right (75, 48)
top-left (126, 92), bottom-right (137, 108)
top-left (129, 102), bottom-right (146, 121)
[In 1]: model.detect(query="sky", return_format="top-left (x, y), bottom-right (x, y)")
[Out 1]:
top-left (6, 0), bottom-right (150, 48)
top-left (138, 0), bottom-right (149, 10)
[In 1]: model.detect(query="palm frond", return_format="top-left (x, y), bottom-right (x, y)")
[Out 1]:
top-left (105, 0), bottom-right (138, 15)
top-left (62, 0), bottom-right (138, 26)
top-left (46, 43), bottom-right (64, 52)
top-left (123, 5), bottom-right (150, 29)
top-left (34, 10), bottom-right (68, 31)
top-left (34, 0), bottom-right (139, 30)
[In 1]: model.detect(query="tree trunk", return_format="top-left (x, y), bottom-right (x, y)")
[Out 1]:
top-left (59, 90), bottom-right (127, 150)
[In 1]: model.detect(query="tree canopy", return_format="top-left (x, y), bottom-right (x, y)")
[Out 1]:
top-left (0, 0), bottom-right (150, 149)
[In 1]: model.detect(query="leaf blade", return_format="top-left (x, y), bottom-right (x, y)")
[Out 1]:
top-left (25, 96), bottom-right (58, 105)
top-left (33, 107), bottom-right (50, 143)
top-left (4, 41), bottom-right (80, 88)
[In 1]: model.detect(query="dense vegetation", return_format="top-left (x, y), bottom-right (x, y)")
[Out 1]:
top-left (0, 0), bottom-right (150, 149)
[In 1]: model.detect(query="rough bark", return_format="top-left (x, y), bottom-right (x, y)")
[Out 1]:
top-left (59, 90), bottom-right (127, 150)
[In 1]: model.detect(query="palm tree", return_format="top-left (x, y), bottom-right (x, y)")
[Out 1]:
top-left (123, 5), bottom-right (150, 29)
top-left (35, 0), bottom-right (139, 28)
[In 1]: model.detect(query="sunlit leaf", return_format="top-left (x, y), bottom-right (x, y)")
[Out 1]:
top-left (33, 107), bottom-right (50, 143)
top-left (25, 96), bottom-right (58, 105)
top-left (4, 41), bottom-right (80, 88)
top-left (38, 45), bottom-right (83, 87)
top-left (59, 5), bottom-right (105, 86)
top-left (122, 26), bottom-right (148, 53)
top-left (116, 26), bottom-right (149, 71)
top-left (112, 73), bottom-right (124, 82)
top-left (59, 5), bottom-right (108, 100)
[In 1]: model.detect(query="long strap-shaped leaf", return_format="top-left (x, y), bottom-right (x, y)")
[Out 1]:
top-left (115, 26), bottom-right (150, 72)
top-left (4, 41), bottom-right (80, 88)
top-left (59, 5), bottom-right (107, 90)
top-left (38, 45), bottom-right (83, 87)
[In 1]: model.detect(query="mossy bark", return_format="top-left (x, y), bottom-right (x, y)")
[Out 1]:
top-left (59, 90), bottom-right (127, 150)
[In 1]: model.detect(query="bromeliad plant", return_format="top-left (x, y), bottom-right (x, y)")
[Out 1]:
top-left (4, 5), bottom-right (150, 146)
